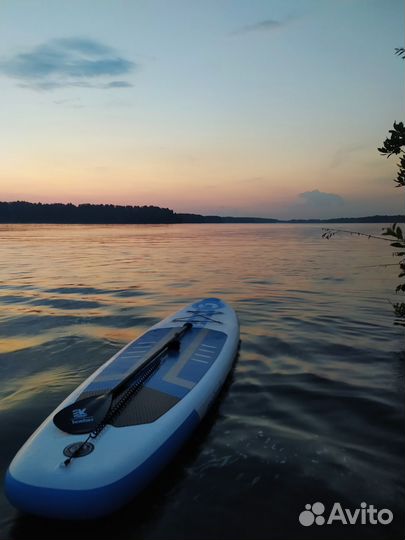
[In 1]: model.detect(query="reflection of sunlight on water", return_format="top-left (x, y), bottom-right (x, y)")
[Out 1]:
top-left (0, 367), bottom-right (77, 412)
top-left (0, 335), bottom-right (50, 354)
top-left (74, 325), bottom-right (145, 345)
top-left (0, 325), bottom-right (143, 354)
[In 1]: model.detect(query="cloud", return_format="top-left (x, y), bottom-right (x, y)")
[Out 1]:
top-left (232, 17), bottom-right (292, 36)
top-left (19, 80), bottom-right (134, 91)
top-left (299, 189), bottom-right (344, 207)
top-left (104, 80), bottom-right (133, 88)
top-left (0, 38), bottom-right (135, 90)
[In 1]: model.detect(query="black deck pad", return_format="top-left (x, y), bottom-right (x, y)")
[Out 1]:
top-left (79, 386), bottom-right (180, 427)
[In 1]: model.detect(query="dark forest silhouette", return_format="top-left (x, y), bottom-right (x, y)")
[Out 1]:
top-left (0, 201), bottom-right (403, 224)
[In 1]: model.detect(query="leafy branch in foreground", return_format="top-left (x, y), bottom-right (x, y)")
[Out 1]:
top-left (381, 224), bottom-right (405, 324)
top-left (323, 225), bottom-right (405, 327)
top-left (382, 224), bottom-right (405, 292)
top-left (378, 121), bottom-right (405, 187)
top-left (378, 87), bottom-right (405, 324)
top-left (322, 229), bottom-right (392, 241)
top-left (324, 49), bottom-right (405, 327)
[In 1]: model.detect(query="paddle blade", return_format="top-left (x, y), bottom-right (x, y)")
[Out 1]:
top-left (53, 394), bottom-right (113, 434)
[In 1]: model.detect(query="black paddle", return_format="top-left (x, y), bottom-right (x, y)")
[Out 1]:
top-left (53, 322), bottom-right (193, 435)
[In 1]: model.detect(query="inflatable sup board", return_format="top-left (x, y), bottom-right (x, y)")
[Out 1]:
top-left (5, 298), bottom-right (239, 519)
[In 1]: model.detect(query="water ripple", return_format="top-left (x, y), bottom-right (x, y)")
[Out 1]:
top-left (0, 223), bottom-right (403, 540)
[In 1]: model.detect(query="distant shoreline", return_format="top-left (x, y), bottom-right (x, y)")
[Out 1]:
top-left (0, 201), bottom-right (403, 224)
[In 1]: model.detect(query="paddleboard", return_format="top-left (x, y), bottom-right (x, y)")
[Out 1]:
top-left (5, 298), bottom-right (239, 519)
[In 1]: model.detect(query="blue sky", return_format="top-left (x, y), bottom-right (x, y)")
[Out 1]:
top-left (0, 0), bottom-right (403, 218)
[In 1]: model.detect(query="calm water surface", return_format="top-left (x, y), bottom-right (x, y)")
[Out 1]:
top-left (0, 223), bottom-right (404, 540)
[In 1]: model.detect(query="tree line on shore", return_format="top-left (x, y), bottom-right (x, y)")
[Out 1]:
top-left (0, 201), bottom-right (403, 224)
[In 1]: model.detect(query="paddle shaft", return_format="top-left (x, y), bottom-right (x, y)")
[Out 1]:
top-left (105, 322), bottom-right (192, 399)
top-left (58, 322), bottom-right (193, 458)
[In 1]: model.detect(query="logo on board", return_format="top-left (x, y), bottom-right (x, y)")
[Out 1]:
top-left (195, 298), bottom-right (223, 311)
top-left (71, 408), bottom-right (94, 424)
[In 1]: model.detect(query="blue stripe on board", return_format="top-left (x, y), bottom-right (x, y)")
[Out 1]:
top-left (84, 298), bottom-right (227, 398)
top-left (145, 329), bottom-right (226, 399)
top-left (5, 410), bottom-right (200, 519)
top-left (86, 300), bottom-right (225, 393)
top-left (84, 328), bottom-right (172, 393)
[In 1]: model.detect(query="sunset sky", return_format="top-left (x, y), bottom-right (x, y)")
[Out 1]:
top-left (0, 0), bottom-right (403, 219)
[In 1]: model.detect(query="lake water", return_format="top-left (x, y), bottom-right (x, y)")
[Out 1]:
top-left (0, 223), bottom-right (404, 540)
